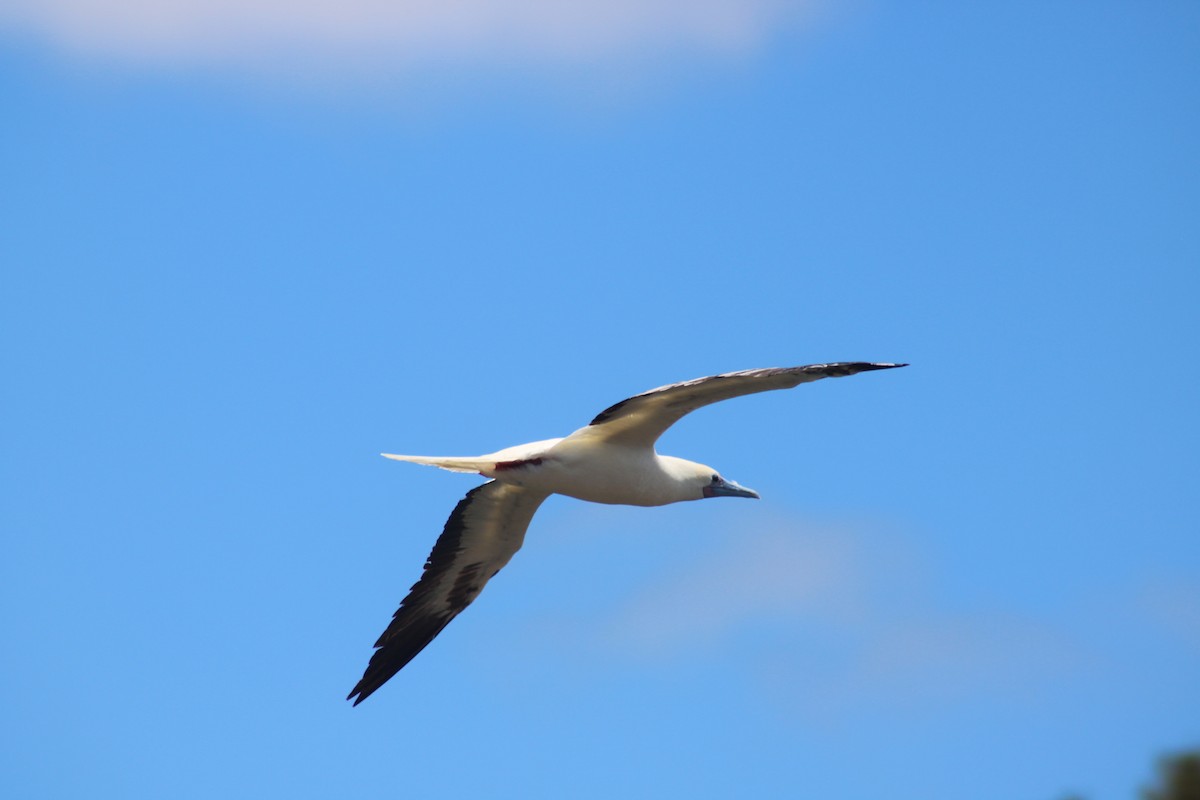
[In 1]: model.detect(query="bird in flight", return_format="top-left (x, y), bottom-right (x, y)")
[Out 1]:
top-left (348, 361), bottom-right (906, 704)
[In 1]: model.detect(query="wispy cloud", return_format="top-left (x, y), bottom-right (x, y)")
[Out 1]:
top-left (1138, 576), bottom-right (1200, 649)
top-left (604, 526), bottom-right (874, 656)
top-left (0, 0), bottom-right (820, 74)
top-left (790, 612), bottom-right (1081, 716)
top-left (550, 513), bottom-right (1082, 714)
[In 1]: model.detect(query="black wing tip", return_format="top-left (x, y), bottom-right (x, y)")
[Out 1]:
top-left (825, 361), bottom-right (907, 372)
top-left (588, 361), bottom-right (907, 426)
top-left (346, 678), bottom-right (372, 705)
top-left (347, 674), bottom-right (387, 706)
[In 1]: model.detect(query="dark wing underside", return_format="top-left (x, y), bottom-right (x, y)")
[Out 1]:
top-left (586, 362), bottom-right (906, 446)
top-left (347, 481), bottom-right (548, 705)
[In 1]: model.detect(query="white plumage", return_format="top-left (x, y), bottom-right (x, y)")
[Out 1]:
top-left (348, 361), bottom-right (905, 704)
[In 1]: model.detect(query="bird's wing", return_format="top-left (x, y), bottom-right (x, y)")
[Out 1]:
top-left (347, 480), bottom-right (549, 705)
top-left (580, 362), bottom-right (906, 447)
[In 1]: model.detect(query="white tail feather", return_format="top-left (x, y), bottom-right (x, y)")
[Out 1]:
top-left (380, 453), bottom-right (488, 474)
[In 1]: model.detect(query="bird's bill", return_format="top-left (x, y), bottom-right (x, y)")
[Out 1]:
top-left (704, 478), bottom-right (761, 499)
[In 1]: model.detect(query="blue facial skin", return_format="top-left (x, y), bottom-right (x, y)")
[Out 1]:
top-left (702, 476), bottom-right (760, 500)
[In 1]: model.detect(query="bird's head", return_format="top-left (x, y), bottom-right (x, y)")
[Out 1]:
top-left (661, 458), bottom-right (760, 501)
top-left (701, 471), bottom-right (760, 500)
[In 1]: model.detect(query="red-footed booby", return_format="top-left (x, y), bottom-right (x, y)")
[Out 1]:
top-left (348, 361), bottom-right (905, 704)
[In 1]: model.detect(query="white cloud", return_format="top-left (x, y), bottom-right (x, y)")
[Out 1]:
top-left (1138, 576), bottom-right (1200, 649)
top-left (798, 613), bottom-right (1081, 715)
top-left (569, 514), bottom-right (1081, 714)
top-left (0, 0), bottom-right (819, 72)
top-left (604, 526), bottom-right (873, 656)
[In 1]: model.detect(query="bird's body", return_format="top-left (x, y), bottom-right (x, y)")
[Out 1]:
top-left (348, 361), bottom-right (905, 705)
top-left (396, 437), bottom-right (711, 506)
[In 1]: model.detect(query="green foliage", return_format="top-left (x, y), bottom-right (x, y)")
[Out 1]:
top-left (1143, 751), bottom-right (1200, 800)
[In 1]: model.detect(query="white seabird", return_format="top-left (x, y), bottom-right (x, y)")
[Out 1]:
top-left (348, 361), bottom-right (905, 704)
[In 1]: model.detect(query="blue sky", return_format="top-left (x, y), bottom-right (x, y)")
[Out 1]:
top-left (2, 2), bottom-right (1197, 798)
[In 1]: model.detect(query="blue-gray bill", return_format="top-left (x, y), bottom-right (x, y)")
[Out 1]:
top-left (703, 477), bottom-right (760, 499)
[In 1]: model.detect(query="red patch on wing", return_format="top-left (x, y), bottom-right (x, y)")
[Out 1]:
top-left (493, 457), bottom-right (544, 471)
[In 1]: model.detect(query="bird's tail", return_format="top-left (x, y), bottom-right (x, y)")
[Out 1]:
top-left (380, 453), bottom-right (489, 474)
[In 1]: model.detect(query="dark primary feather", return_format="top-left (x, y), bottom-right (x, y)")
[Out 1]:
top-left (588, 361), bottom-right (906, 445)
top-left (349, 361), bottom-right (904, 702)
top-left (347, 481), bottom-right (548, 705)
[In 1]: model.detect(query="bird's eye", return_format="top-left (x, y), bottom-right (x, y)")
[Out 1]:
top-left (711, 474), bottom-right (720, 483)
